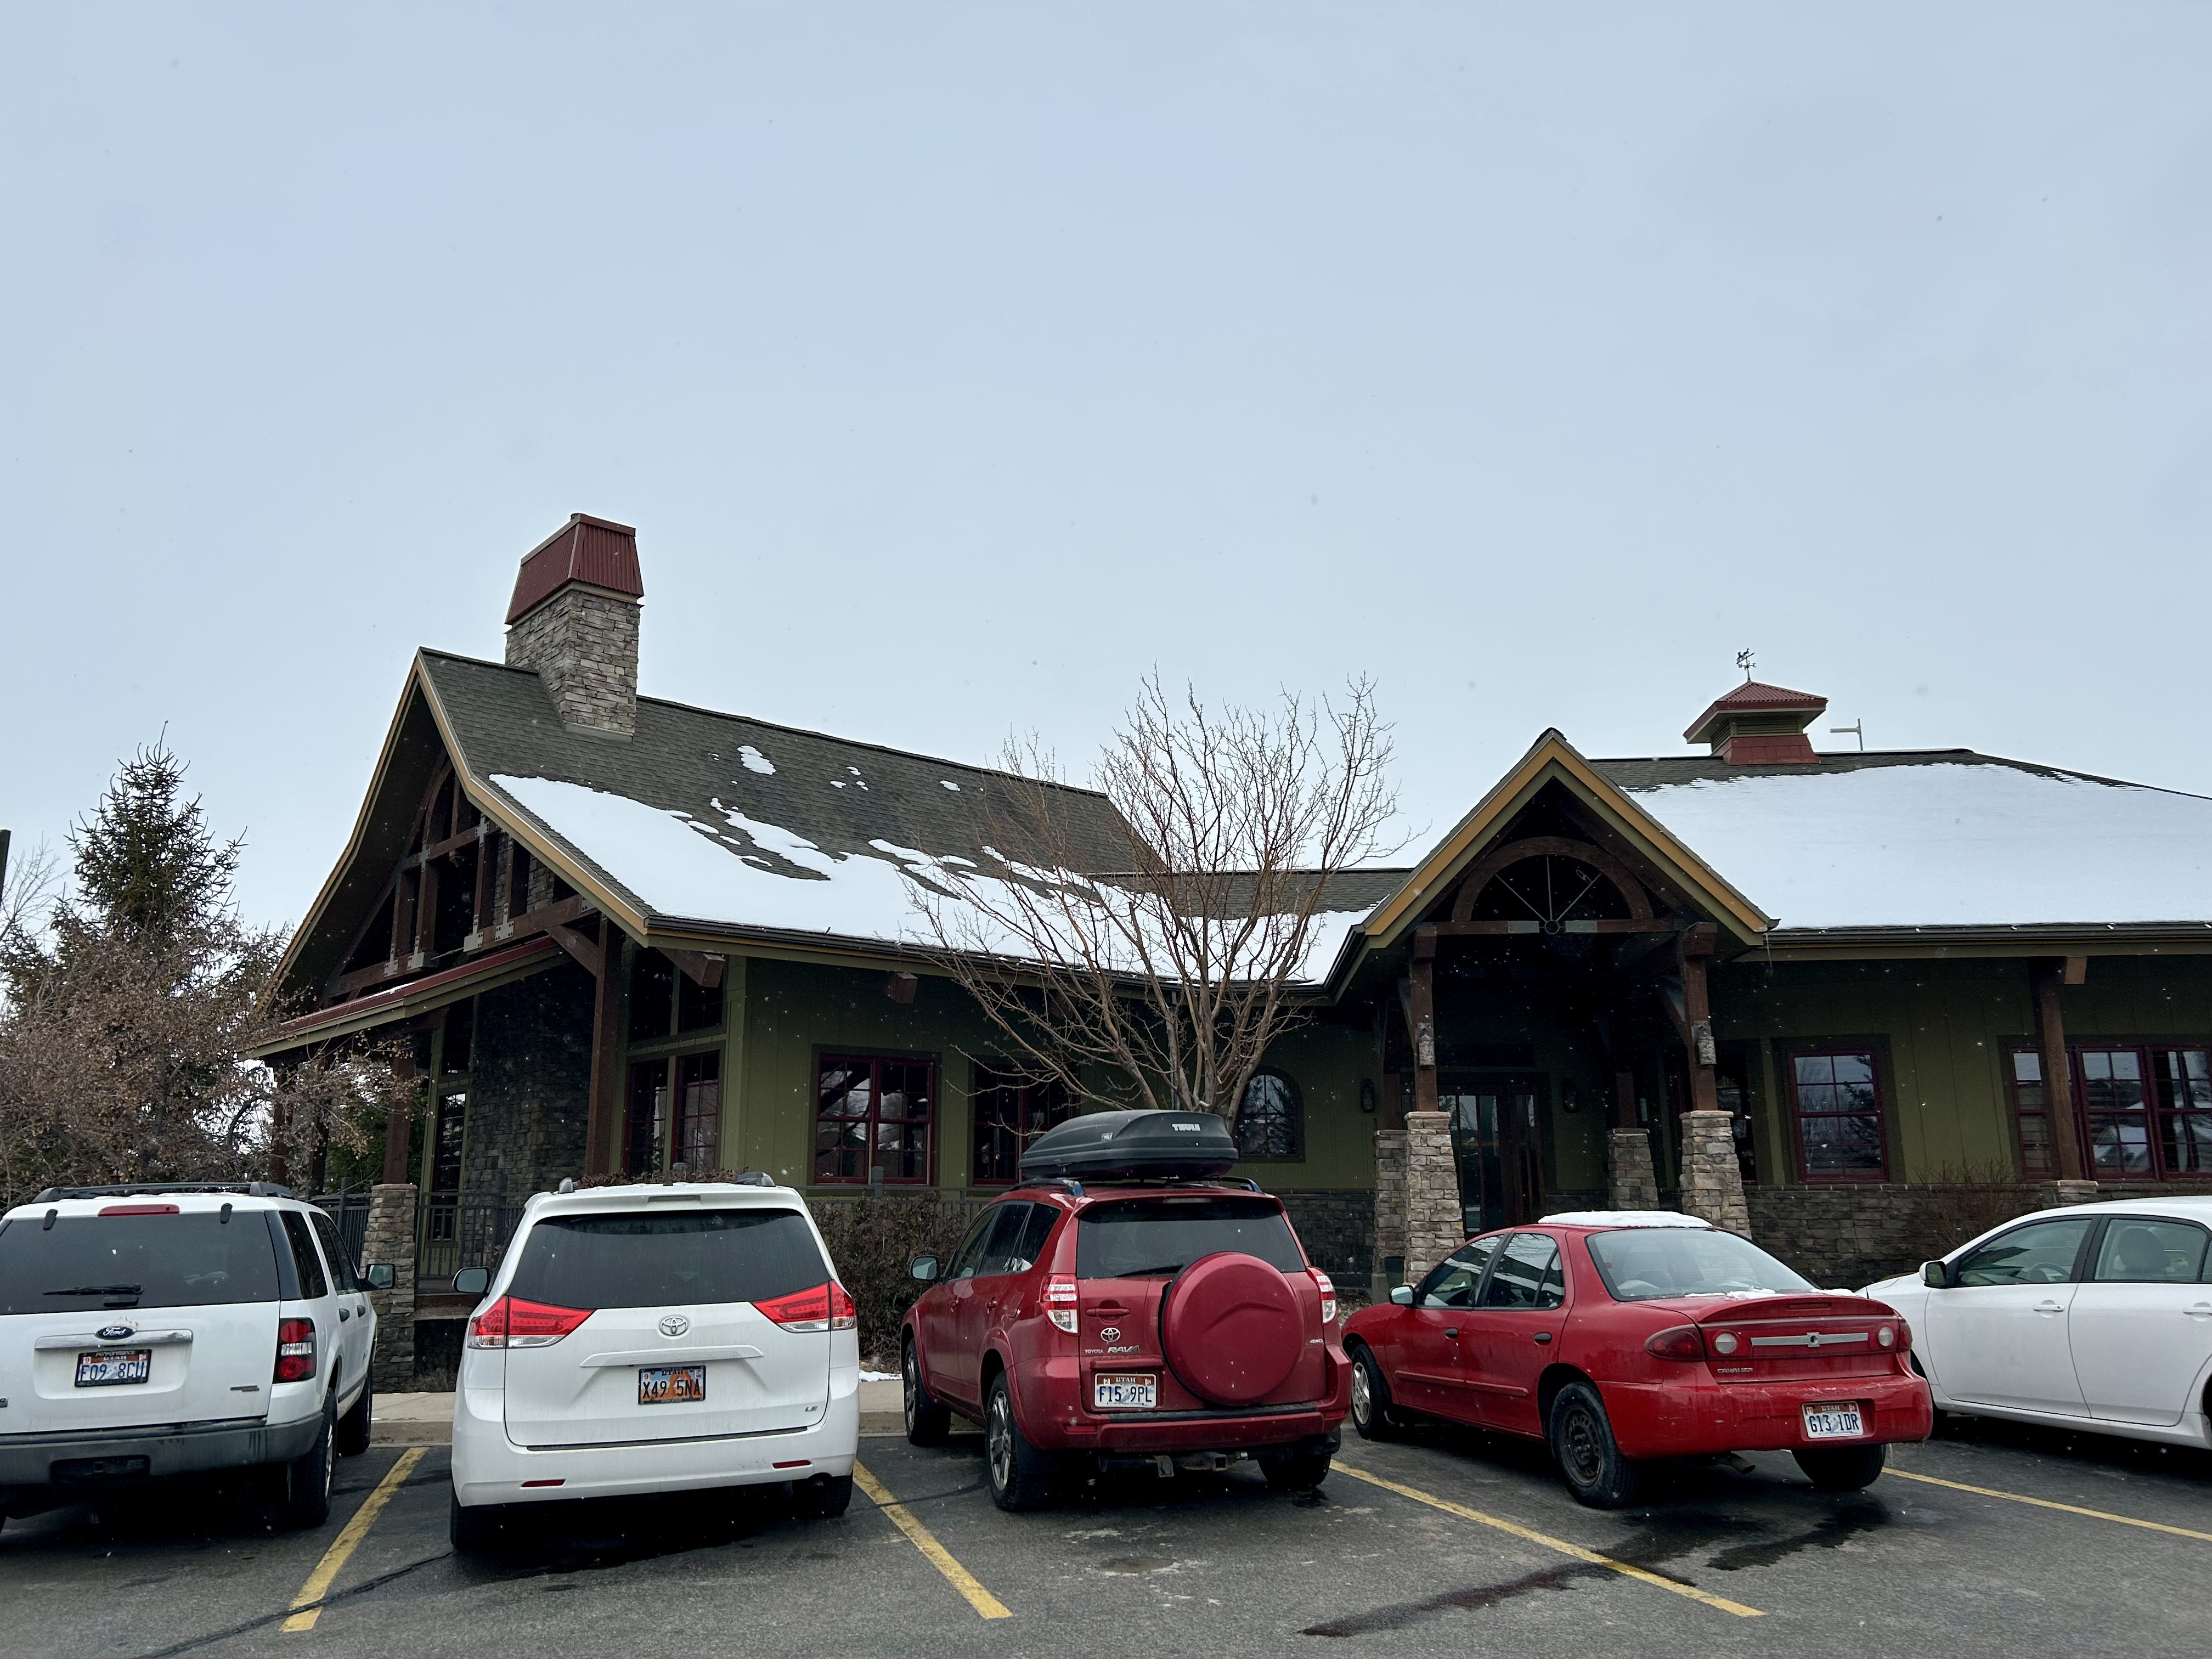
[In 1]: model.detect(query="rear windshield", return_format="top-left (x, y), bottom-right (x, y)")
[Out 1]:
top-left (0, 1214), bottom-right (281, 1315)
top-left (1584, 1228), bottom-right (1817, 1302)
top-left (1075, 1196), bottom-right (1304, 1279)
top-left (507, 1209), bottom-right (828, 1311)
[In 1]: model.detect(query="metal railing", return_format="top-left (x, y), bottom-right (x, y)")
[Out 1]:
top-left (416, 1194), bottom-right (528, 1287)
top-left (310, 1186), bottom-right (374, 1270)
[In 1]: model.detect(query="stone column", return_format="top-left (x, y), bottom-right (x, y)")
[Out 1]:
top-left (2052, 1179), bottom-right (2101, 1206)
top-left (1608, 1128), bottom-right (1660, 1210)
top-left (1678, 1110), bottom-right (1752, 1237)
top-left (1372, 1128), bottom-right (1408, 1296)
top-left (361, 1182), bottom-right (419, 1392)
top-left (1403, 1110), bottom-right (1464, 1284)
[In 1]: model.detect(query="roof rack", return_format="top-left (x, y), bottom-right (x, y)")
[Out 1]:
top-left (1012, 1176), bottom-right (1087, 1199)
top-left (31, 1181), bottom-right (296, 1203)
top-left (1054, 1175), bottom-right (1263, 1194)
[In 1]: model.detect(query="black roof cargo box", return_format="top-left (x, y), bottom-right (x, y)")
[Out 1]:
top-left (1018, 1110), bottom-right (1239, 1182)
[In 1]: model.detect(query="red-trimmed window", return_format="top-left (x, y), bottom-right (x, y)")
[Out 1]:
top-left (815, 1054), bottom-right (935, 1184)
top-left (625, 1051), bottom-right (721, 1177)
top-left (2012, 1043), bottom-right (2212, 1181)
top-left (971, 1065), bottom-right (1074, 1185)
top-left (1787, 1048), bottom-right (1887, 1181)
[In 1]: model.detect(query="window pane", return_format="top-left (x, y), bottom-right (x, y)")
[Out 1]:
top-left (1074, 1197), bottom-right (1304, 1279)
top-left (0, 1214), bottom-right (282, 1316)
top-left (625, 1060), bottom-right (668, 1177)
top-left (2011, 1051), bottom-right (2042, 1085)
top-left (2089, 1119), bottom-right (2153, 1177)
top-left (974, 1204), bottom-right (1035, 1277)
top-left (2160, 1111), bottom-right (2212, 1177)
top-left (1801, 1111), bottom-right (1884, 1176)
top-left (1793, 1050), bottom-right (1884, 1178)
top-left (1236, 1071), bottom-right (1302, 1160)
top-left (677, 967), bottom-right (724, 1034)
top-left (1586, 1228), bottom-right (1816, 1301)
top-left (674, 1051), bottom-right (720, 1170)
top-left (2016, 1111), bottom-right (2053, 1177)
top-left (1418, 1235), bottom-right (1500, 1307)
top-left (2155, 1049), bottom-right (2212, 1111)
top-left (509, 1210), bottom-right (826, 1310)
top-left (2093, 1219), bottom-right (2209, 1284)
top-left (1831, 1054), bottom-right (1874, 1085)
top-left (431, 1090), bottom-right (468, 1194)
top-left (629, 949), bottom-right (676, 1041)
top-left (1795, 1055), bottom-right (1836, 1087)
top-left (1481, 1233), bottom-right (1565, 1310)
top-left (1956, 1217), bottom-right (2093, 1286)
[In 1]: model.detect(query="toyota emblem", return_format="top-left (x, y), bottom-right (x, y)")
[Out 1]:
top-left (1099, 1326), bottom-right (1121, 1342)
top-left (658, 1314), bottom-right (691, 1338)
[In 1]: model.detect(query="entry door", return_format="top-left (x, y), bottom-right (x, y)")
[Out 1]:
top-left (1443, 1076), bottom-right (1547, 1233)
top-left (1922, 1214), bottom-right (2095, 1415)
top-left (2067, 1216), bottom-right (2212, 1427)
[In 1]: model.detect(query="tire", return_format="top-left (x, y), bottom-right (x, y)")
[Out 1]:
top-left (449, 1491), bottom-right (503, 1554)
top-left (336, 1375), bottom-right (373, 1458)
top-left (904, 1338), bottom-right (950, 1448)
top-left (1548, 1381), bottom-right (1643, 1510)
top-left (1260, 1448), bottom-right (1333, 1492)
top-left (793, 1474), bottom-right (855, 1520)
top-left (278, 1400), bottom-right (337, 1529)
top-left (1794, 1442), bottom-right (1887, 1492)
top-left (982, 1372), bottom-right (1058, 1513)
top-left (1348, 1346), bottom-right (1404, 1442)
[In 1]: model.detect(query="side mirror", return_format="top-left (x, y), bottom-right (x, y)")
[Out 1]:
top-left (1390, 1284), bottom-right (1415, 1306)
top-left (910, 1255), bottom-right (940, 1283)
top-left (364, 1263), bottom-right (396, 1291)
top-left (454, 1266), bottom-right (491, 1297)
top-left (1921, 1260), bottom-right (1950, 1289)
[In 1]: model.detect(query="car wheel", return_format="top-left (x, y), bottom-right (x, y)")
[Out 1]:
top-left (1793, 1443), bottom-right (1887, 1492)
top-left (278, 1399), bottom-right (337, 1529)
top-left (982, 1372), bottom-right (1058, 1512)
top-left (904, 1338), bottom-right (950, 1448)
top-left (1548, 1381), bottom-right (1642, 1510)
top-left (449, 1491), bottom-right (503, 1554)
top-left (336, 1375), bottom-right (373, 1458)
top-left (1348, 1345), bottom-right (1403, 1442)
top-left (793, 1474), bottom-right (854, 1520)
top-left (1260, 1448), bottom-right (1333, 1492)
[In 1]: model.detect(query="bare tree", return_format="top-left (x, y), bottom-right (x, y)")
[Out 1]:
top-left (914, 675), bottom-right (1398, 1132)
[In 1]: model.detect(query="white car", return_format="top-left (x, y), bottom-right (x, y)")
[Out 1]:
top-left (0, 1183), bottom-right (377, 1532)
top-left (1865, 1195), bottom-right (2212, 1449)
top-left (448, 1177), bottom-right (860, 1549)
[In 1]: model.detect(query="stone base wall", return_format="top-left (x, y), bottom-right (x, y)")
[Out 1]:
top-left (1371, 1129), bottom-right (1408, 1296)
top-left (362, 1182), bottom-right (419, 1391)
top-left (1678, 1111), bottom-right (1751, 1237)
top-left (1273, 1189), bottom-right (1374, 1291)
top-left (1738, 1178), bottom-right (2212, 1289)
top-left (1404, 1111), bottom-right (1463, 1284)
top-left (1608, 1130), bottom-right (1660, 1210)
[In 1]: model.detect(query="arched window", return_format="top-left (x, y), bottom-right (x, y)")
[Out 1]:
top-left (1237, 1070), bottom-right (1304, 1161)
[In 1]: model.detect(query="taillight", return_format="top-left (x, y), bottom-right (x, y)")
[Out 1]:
top-left (1896, 1319), bottom-right (1912, 1352)
top-left (100, 1203), bottom-right (180, 1216)
top-left (1877, 1324), bottom-right (1896, 1349)
top-left (465, 1296), bottom-right (591, 1349)
top-left (1310, 1269), bottom-right (1338, 1326)
top-left (1645, 1324), bottom-right (1707, 1362)
top-left (755, 1282), bottom-right (857, 1333)
top-left (1044, 1273), bottom-right (1078, 1334)
top-left (275, 1317), bottom-right (317, 1382)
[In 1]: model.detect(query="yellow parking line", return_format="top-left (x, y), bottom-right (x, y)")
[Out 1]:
top-left (283, 1446), bottom-right (427, 1632)
top-left (851, 1460), bottom-right (1012, 1620)
top-left (1334, 1462), bottom-right (1763, 1619)
top-left (1886, 1467), bottom-right (2212, 1544)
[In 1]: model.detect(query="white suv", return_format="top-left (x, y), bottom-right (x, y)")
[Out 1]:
top-left (0, 1183), bottom-right (377, 1532)
top-left (448, 1177), bottom-right (860, 1550)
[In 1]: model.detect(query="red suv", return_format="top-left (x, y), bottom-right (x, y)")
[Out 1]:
top-left (899, 1111), bottom-right (1349, 1510)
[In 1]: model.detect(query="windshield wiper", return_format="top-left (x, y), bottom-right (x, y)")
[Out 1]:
top-left (44, 1284), bottom-right (142, 1298)
top-left (1111, 1264), bottom-right (1188, 1278)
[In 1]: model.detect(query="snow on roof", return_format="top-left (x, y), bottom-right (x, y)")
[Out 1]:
top-left (492, 774), bottom-right (1368, 981)
top-left (1621, 760), bottom-right (2212, 929)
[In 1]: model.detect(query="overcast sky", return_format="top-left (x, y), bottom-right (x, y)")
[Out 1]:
top-left (3, 5), bottom-right (2207, 930)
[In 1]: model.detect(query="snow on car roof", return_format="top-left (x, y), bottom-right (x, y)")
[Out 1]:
top-left (1538, 1211), bottom-right (1714, 1229)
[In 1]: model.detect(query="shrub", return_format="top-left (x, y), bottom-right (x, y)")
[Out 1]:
top-left (812, 1192), bottom-right (977, 1368)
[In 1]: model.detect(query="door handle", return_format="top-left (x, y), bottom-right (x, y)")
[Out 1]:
top-left (1533, 1332), bottom-right (1554, 1345)
top-left (1092, 1304), bottom-right (1130, 1317)
top-left (1443, 1328), bottom-right (1460, 1340)
top-left (2033, 1301), bottom-right (2065, 1314)
top-left (2187, 1303), bottom-right (2212, 1318)
top-left (338, 1308), bottom-right (349, 1322)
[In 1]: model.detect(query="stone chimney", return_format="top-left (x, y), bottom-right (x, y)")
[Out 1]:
top-left (504, 514), bottom-right (645, 737)
top-left (1683, 679), bottom-right (1827, 765)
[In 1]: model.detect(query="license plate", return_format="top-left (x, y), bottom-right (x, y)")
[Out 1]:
top-left (1093, 1374), bottom-right (1157, 1410)
top-left (638, 1364), bottom-right (707, 1404)
top-left (1802, 1402), bottom-right (1865, 1440)
top-left (75, 1350), bottom-right (151, 1387)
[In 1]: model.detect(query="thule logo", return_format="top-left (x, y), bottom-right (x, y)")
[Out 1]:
top-left (1171, 1123), bottom-right (1203, 1132)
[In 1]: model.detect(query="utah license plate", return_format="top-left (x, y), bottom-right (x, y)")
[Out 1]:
top-left (1802, 1402), bottom-right (1865, 1440)
top-left (638, 1364), bottom-right (707, 1404)
top-left (1093, 1374), bottom-right (1156, 1410)
top-left (76, 1350), bottom-right (151, 1387)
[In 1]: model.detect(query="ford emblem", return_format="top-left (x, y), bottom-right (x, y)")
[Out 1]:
top-left (658, 1314), bottom-right (691, 1338)
top-left (97, 1324), bottom-right (136, 1342)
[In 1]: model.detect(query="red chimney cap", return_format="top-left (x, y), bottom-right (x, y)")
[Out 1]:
top-left (1683, 679), bottom-right (1828, 745)
top-left (506, 514), bottom-right (644, 625)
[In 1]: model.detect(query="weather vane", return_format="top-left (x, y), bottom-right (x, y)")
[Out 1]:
top-left (1736, 648), bottom-right (1754, 682)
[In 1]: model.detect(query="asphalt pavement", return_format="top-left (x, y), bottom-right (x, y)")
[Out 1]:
top-left (4, 1404), bottom-right (2208, 1659)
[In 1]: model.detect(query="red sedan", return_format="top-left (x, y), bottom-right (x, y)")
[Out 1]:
top-left (1342, 1214), bottom-right (1931, 1506)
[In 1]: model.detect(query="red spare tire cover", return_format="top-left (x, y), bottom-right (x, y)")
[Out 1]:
top-left (1159, 1251), bottom-right (1302, 1406)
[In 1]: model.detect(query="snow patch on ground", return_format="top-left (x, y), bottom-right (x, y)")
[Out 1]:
top-left (1626, 763), bottom-right (2212, 928)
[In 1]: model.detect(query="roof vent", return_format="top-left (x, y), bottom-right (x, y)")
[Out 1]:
top-left (1683, 680), bottom-right (1827, 765)
top-left (504, 514), bottom-right (644, 738)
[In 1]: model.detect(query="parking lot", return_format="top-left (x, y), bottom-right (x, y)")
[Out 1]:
top-left (4, 1409), bottom-right (2207, 1659)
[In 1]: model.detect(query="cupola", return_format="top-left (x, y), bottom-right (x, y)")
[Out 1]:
top-left (1683, 680), bottom-right (1827, 765)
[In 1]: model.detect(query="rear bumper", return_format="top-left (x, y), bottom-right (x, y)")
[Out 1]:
top-left (1059, 1405), bottom-right (1347, 1455)
top-left (0, 1412), bottom-right (323, 1499)
top-left (1603, 1372), bottom-right (1934, 1459)
top-left (450, 1385), bottom-right (859, 1508)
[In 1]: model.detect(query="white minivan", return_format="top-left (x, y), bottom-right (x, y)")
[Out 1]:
top-left (0, 1183), bottom-right (376, 1532)
top-left (448, 1177), bottom-right (860, 1550)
